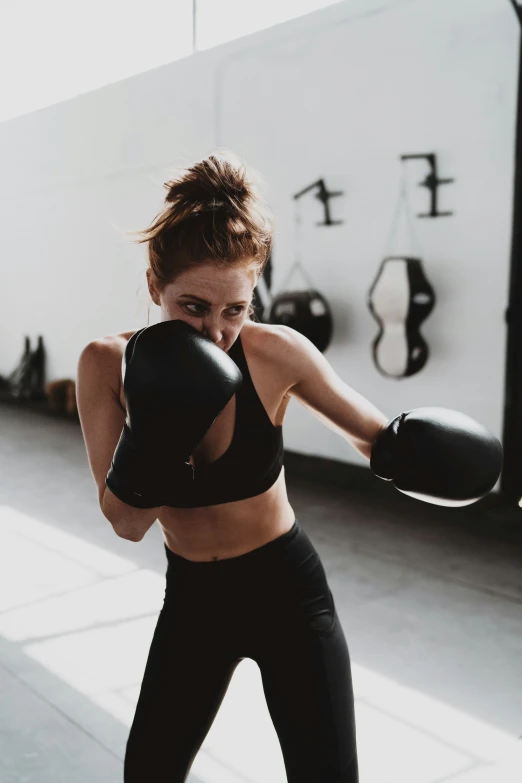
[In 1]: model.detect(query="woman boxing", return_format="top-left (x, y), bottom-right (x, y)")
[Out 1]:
top-left (76, 151), bottom-right (502, 782)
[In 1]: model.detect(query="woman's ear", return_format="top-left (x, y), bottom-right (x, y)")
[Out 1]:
top-left (146, 269), bottom-right (161, 307)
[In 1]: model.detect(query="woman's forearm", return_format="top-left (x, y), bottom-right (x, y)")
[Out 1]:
top-left (101, 486), bottom-right (160, 541)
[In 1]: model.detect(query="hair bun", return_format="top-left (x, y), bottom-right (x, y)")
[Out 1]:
top-left (164, 151), bottom-right (254, 216)
top-left (134, 149), bottom-right (272, 285)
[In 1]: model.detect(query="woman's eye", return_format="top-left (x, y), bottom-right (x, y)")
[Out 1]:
top-left (182, 303), bottom-right (244, 317)
top-left (184, 303), bottom-right (205, 314)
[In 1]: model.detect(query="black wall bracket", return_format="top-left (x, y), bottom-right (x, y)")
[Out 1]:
top-left (293, 178), bottom-right (344, 226)
top-left (400, 153), bottom-right (455, 218)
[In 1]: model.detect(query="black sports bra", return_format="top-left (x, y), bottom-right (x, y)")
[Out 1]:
top-left (164, 331), bottom-right (284, 508)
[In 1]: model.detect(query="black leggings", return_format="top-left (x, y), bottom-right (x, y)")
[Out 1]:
top-left (124, 519), bottom-right (359, 782)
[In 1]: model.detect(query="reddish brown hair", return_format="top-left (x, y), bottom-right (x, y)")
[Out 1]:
top-left (134, 150), bottom-right (273, 317)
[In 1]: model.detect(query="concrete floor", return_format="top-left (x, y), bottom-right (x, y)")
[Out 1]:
top-left (0, 404), bottom-right (521, 782)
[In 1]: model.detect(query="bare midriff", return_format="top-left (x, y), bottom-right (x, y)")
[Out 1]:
top-left (157, 470), bottom-right (296, 562)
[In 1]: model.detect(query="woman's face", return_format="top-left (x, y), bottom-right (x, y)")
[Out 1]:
top-left (147, 263), bottom-right (258, 352)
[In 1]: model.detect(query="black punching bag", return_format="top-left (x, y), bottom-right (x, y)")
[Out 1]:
top-left (268, 289), bottom-right (333, 353)
top-left (368, 257), bottom-right (435, 378)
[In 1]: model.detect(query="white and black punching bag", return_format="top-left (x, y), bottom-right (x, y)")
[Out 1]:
top-left (368, 256), bottom-right (435, 378)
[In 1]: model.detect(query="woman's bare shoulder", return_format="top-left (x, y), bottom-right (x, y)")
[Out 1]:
top-left (93, 329), bottom-right (137, 351)
top-left (240, 320), bottom-right (305, 389)
top-left (78, 330), bottom-right (137, 388)
top-left (241, 320), bottom-right (303, 361)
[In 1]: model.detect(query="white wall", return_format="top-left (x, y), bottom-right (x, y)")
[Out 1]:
top-left (0, 0), bottom-right (517, 471)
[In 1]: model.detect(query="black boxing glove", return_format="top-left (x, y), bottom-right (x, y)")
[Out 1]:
top-left (370, 407), bottom-right (503, 507)
top-left (106, 320), bottom-right (243, 508)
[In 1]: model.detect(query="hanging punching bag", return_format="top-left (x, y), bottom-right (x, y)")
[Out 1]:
top-left (368, 257), bottom-right (435, 378)
top-left (268, 289), bottom-right (333, 353)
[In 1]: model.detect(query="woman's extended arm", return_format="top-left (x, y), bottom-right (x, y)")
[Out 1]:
top-left (273, 326), bottom-right (388, 460)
